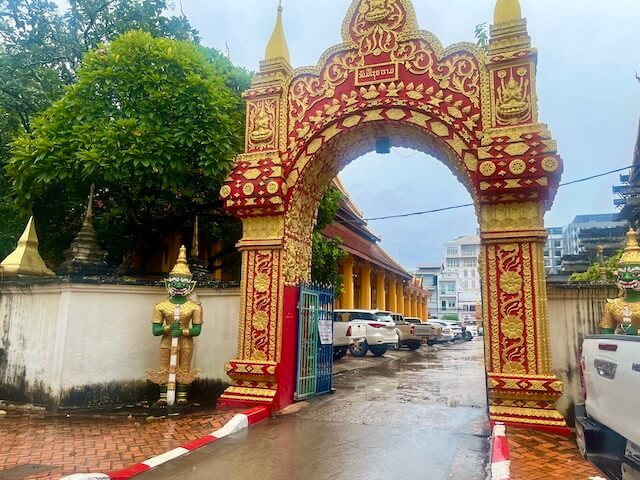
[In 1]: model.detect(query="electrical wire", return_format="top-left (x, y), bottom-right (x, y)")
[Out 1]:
top-left (558, 164), bottom-right (632, 187)
top-left (335, 163), bottom-right (634, 224)
top-left (361, 203), bottom-right (474, 222)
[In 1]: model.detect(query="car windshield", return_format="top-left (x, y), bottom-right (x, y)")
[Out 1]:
top-left (375, 314), bottom-right (394, 322)
top-left (351, 312), bottom-right (376, 321)
top-left (406, 318), bottom-right (420, 323)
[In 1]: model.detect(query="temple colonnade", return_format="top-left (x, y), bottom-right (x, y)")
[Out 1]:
top-left (336, 256), bottom-right (429, 318)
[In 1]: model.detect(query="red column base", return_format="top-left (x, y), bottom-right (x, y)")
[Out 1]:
top-left (491, 419), bottom-right (572, 437)
top-left (489, 406), bottom-right (569, 436)
top-left (217, 396), bottom-right (275, 413)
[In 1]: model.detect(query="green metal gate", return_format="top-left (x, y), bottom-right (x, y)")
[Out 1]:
top-left (295, 283), bottom-right (334, 400)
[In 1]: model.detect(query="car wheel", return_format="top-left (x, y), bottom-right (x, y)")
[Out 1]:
top-left (407, 342), bottom-right (421, 351)
top-left (369, 345), bottom-right (388, 357)
top-left (464, 332), bottom-right (473, 341)
top-left (333, 347), bottom-right (347, 360)
top-left (427, 340), bottom-right (436, 346)
top-left (349, 340), bottom-right (368, 357)
top-left (393, 338), bottom-right (402, 350)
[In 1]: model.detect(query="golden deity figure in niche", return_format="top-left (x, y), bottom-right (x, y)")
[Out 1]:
top-left (250, 105), bottom-right (273, 144)
top-left (496, 68), bottom-right (531, 125)
top-left (362, 0), bottom-right (396, 23)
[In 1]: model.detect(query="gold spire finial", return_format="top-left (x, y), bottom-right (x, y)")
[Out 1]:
top-left (169, 245), bottom-right (193, 279)
top-left (264, 1), bottom-right (290, 63)
top-left (494, 0), bottom-right (522, 24)
top-left (0, 216), bottom-right (55, 277)
top-left (620, 228), bottom-right (640, 265)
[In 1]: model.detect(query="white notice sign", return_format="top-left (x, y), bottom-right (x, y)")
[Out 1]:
top-left (318, 317), bottom-right (333, 345)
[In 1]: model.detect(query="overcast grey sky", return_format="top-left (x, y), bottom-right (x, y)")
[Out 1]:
top-left (169, 0), bottom-right (640, 269)
top-left (58, 0), bottom-right (640, 269)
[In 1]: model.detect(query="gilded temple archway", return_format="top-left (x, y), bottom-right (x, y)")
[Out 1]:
top-left (219, 0), bottom-right (568, 431)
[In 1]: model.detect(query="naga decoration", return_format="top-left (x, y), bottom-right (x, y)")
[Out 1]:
top-left (147, 246), bottom-right (203, 407)
top-left (600, 229), bottom-right (640, 336)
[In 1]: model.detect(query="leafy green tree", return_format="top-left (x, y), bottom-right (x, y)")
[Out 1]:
top-left (0, 0), bottom-right (201, 260)
top-left (0, 0), bottom-right (199, 133)
top-left (7, 31), bottom-right (246, 272)
top-left (311, 186), bottom-right (348, 295)
top-left (474, 22), bottom-right (489, 53)
top-left (569, 250), bottom-right (622, 284)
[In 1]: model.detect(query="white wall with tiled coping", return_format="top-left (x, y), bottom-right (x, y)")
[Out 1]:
top-left (0, 283), bottom-right (240, 407)
top-left (547, 284), bottom-right (618, 424)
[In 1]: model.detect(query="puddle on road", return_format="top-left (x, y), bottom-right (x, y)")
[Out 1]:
top-left (330, 341), bottom-right (487, 411)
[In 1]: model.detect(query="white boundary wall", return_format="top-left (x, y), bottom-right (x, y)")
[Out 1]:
top-left (0, 283), bottom-right (240, 407)
top-left (547, 284), bottom-right (617, 424)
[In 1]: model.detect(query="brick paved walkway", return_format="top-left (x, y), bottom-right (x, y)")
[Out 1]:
top-left (508, 427), bottom-right (605, 479)
top-left (0, 409), bottom-right (239, 480)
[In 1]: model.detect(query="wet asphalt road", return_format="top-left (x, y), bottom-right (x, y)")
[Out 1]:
top-left (139, 339), bottom-right (490, 480)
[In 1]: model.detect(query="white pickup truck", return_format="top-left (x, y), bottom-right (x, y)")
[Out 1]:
top-left (575, 335), bottom-right (640, 480)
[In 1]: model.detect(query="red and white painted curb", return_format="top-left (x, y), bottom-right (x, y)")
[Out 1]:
top-left (491, 422), bottom-right (511, 480)
top-left (61, 406), bottom-right (270, 480)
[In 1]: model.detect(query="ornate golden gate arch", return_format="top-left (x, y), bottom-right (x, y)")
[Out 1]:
top-left (220, 0), bottom-right (568, 431)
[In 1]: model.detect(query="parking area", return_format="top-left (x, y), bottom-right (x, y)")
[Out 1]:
top-left (331, 335), bottom-right (480, 375)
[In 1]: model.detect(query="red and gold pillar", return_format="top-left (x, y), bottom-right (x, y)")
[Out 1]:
top-left (476, 0), bottom-right (567, 432)
top-left (480, 203), bottom-right (566, 431)
top-left (218, 216), bottom-right (289, 411)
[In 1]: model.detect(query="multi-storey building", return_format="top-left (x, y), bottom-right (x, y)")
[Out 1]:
top-left (563, 214), bottom-right (627, 258)
top-left (416, 235), bottom-right (482, 321)
top-left (443, 235), bottom-right (482, 322)
top-left (614, 114), bottom-right (640, 224)
top-left (544, 227), bottom-right (564, 275)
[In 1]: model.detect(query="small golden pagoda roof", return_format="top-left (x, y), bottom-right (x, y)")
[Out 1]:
top-left (493, 0), bottom-right (522, 24)
top-left (169, 245), bottom-right (193, 279)
top-left (264, 1), bottom-right (290, 63)
top-left (0, 216), bottom-right (54, 277)
top-left (620, 228), bottom-right (640, 265)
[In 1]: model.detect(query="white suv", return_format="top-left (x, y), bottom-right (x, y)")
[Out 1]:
top-left (333, 309), bottom-right (398, 357)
